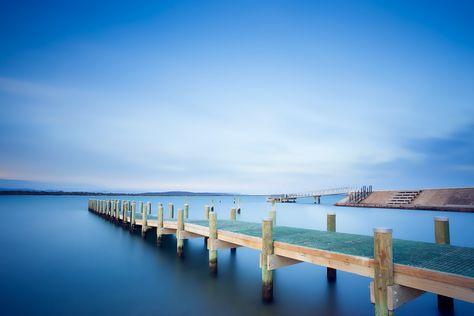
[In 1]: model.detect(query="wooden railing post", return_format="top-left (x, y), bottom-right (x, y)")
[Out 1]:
top-left (130, 201), bottom-right (136, 231)
top-left (157, 203), bottom-right (164, 246)
top-left (184, 204), bottom-right (189, 219)
top-left (269, 210), bottom-right (276, 226)
top-left (373, 228), bottom-right (393, 316)
top-left (141, 202), bottom-right (149, 238)
top-left (434, 217), bottom-right (454, 311)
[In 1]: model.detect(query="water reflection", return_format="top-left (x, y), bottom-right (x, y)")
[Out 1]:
top-left (0, 195), bottom-right (472, 315)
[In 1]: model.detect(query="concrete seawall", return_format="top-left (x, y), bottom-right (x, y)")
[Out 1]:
top-left (336, 188), bottom-right (474, 212)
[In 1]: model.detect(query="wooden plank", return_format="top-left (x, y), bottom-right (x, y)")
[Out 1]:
top-left (147, 219), bottom-right (157, 227)
top-left (178, 231), bottom-right (202, 239)
top-left (184, 223), bottom-right (209, 237)
top-left (208, 238), bottom-right (242, 251)
top-left (157, 228), bottom-right (176, 235)
top-left (273, 241), bottom-right (374, 277)
top-left (163, 221), bottom-right (177, 229)
top-left (218, 230), bottom-right (262, 250)
top-left (394, 265), bottom-right (474, 303)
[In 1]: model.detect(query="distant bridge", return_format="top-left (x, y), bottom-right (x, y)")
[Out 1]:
top-left (267, 187), bottom-right (353, 204)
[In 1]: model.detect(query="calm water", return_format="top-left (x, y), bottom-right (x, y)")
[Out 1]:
top-left (0, 195), bottom-right (473, 315)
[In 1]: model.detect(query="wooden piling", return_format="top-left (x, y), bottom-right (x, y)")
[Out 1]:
top-left (131, 201), bottom-right (136, 231)
top-left (115, 200), bottom-right (120, 221)
top-left (168, 203), bottom-right (174, 219)
top-left (261, 219), bottom-right (274, 302)
top-left (373, 228), bottom-right (393, 316)
top-left (184, 203), bottom-right (189, 219)
top-left (209, 212), bottom-right (218, 274)
top-left (177, 209), bottom-right (184, 257)
top-left (434, 217), bottom-right (454, 311)
top-left (230, 208), bottom-right (236, 220)
top-left (327, 213), bottom-right (337, 281)
top-left (122, 200), bottom-right (126, 224)
top-left (157, 203), bottom-right (164, 246)
top-left (269, 210), bottom-right (276, 226)
top-left (205, 205), bottom-right (210, 220)
top-left (141, 202), bottom-right (149, 238)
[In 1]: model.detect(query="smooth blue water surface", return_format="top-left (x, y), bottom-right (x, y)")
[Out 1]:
top-left (0, 195), bottom-right (473, 315)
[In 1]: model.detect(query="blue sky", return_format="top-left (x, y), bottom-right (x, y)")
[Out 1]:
top-left (0, 0), bottom-right (473, 193)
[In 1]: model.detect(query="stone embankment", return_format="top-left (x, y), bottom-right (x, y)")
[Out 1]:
top-left (336, 188), bottom-right (474, 212)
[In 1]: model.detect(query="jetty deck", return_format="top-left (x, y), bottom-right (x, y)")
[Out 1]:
top-left (88, 199), bottom-right (474, 315)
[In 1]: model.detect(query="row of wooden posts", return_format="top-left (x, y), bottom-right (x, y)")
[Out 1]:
top-left (87, 199), bottom-right (454, 314)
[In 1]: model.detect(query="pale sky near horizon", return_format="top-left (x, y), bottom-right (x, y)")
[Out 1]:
top-left (0, 1), bottom-right (473, 194)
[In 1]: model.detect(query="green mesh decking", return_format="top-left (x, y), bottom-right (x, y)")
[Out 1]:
top-left (188, 220), bottom-right (474, 278)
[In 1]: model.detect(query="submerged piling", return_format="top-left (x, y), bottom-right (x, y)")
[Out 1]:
top-left (327, 213), bottom-right (337, 281)
top-left (177, 209), bottom-right (184, 257)
top-left (230, 208), bottom-right (236, 220)
top-left (261, 219), bottom-right (274, 302)
top-left (434, 217), bottom-right (454, 311)
top-left (209, 212), bottom-right (217, 274)
top-left (373, 228), bottom-right (393, 316)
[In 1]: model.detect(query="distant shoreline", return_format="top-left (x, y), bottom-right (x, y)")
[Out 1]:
top-left (0, 190), bottom-right (240, 196)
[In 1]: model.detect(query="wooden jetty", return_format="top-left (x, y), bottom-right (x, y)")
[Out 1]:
top-left (88, 199), bottom-right (474, 315)
top-left (268, 187), bottom-right (353, 204)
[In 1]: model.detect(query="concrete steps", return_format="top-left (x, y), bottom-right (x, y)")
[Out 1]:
top-left (388, 191), bottom-right (421, 205)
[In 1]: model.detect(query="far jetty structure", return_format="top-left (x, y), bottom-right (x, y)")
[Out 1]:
top-left (88, 199), bottom-right (474, 315)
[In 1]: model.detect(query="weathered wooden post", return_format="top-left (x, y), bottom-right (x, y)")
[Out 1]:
top-left (230, 208), bottom-right (236, 220)
top-left (184, 203), bottom-right (189, 219)
top-left (168, 203), bottom-right (174, 219)
top-left (434, 217), bottom-right (454, 311)
top-left (373, 228), bottom-right (393, 316)
top-left (141, 202), bottom-right (149, 238)
top-left (130, 201), bottom-right (136, 231)
top-left (156, 203), bottom-right (164, 246)
top-left (205, 205), bottom-right (210, 219)
top-left (269, 210), bottom-right (276, 226)
top-left (122, 200), bottom-right (127, 224)
top-left (261, 219), bottom-right (274, 302)
top-left (327, 213), bottom-right (337, 281)
top-left (115, 200), bottom-right (120, 222)
top-left (177, 209), bottom-right (184, 257)
top-left (140, 201), bottom-right (144, 215)
top-left (237, 197), bottom-right (241, 214)
top-left (209, 212), bottom-right (218, 274)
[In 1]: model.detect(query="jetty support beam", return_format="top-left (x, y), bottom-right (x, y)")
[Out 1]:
top-left (370, 282), bottom-right (425, 311)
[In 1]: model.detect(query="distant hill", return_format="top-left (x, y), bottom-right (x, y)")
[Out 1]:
top-left (0, 190), bottom-right (237, 196)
